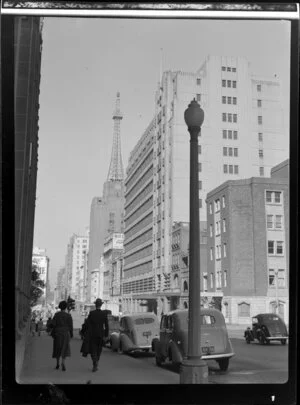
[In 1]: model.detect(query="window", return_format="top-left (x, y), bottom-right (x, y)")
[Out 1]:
top-left (258, 132), bottom-right (263, 141)
top-left (232, 81), bottom-right (237, 88)
top-left (210, 273), bottom-right (214, 288)
top-left (222, 195), bottom-right (225, 207)
top-left (267, 215), bottom-right (273, 228)
top-left (197, 78), bottom-right (201, 85)
top-left (258, 116), bottom-right (263, 125)
top-left (257, 84), bottom-right (261, 92)
top-left (277, 241), bottom-right (283, 255)
top-left (227, 96), bottom-right (232, 104)
top-left (278, 269), bottom-right (286, 287)
top-left (224, 270), bottom-right (227, 287)
top-left (259, 167), bottom-right (264, 176)
top-left (210, 248), bottom-right (213, 261)
top-left (223, 219), bottom-right (226, 232)
top-left (234, 165), bottom-right (239, 174)
top-left (222, 79), bottom-right (226, 87)
top-left (234, 148), bottom-right (238, 157)
top-left (229, 165), bottom-right (233, 174)
top-left (227, 67), bottom-right (231, 72)
top-left (222, 113), bottom-right (226, 122)
top-left (203, 274), bottom-right (208, 291)
top-left (268, 269), bottom-right (275, 287)
top-left (222, 66), bottom-right (226, 71)
top-left (223, 129), bottom-right (227, 139)
top-left (228, 130), bottom-right (233, 139)
top-left (227, 80), bottom-right (231, 88)
top-left (268, 240), bottom-right (274, 254)
top-left (266, 191), bottom-right (272, 203)
top-left (274, 192), bottom-right (281, 203)
top-left (198, 162), bottom-right (202, 172)
top-left (198, 145), bottom-right (202, 154)
top-left (233, 114), bottom-right (237, 123)
top-left (223, 147), bottom-right (227, 156)
top-left (238, 302), bottom-right (250, 317)
top-left (223, 164), bottom-right (228, 174)
top-left (232, 67), bottom-right (236, 72)
top-left (210, 224), bottom-right (213, 237)
top-left (209, 203), bottom-right (212, 214)
top-left (259, 149), bottom-right (264, 157)
top-left (222, 96), bottom-right (226, 104)
top-left (215, 199), bottom-right (220, 212)
top-left (228, 113), bottom-right (232, 123)
top-left (228, 147), bottom-right (233, 156)
top-left (223, 243), bottom-right (227, 257)
top-left (196, 93), bottom-right (201, 102)
top-left (257, 99), bottom-right (262, 107)
top-left (199, 180), bottom-right (202, 190)
top-left (275, 215), bottom-right (282, 229)
top-left (233, 130), bottom-right (238, 140)
top-left (233, 97), bottom-right (237, 105)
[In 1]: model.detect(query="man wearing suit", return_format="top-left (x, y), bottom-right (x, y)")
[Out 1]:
top-left (87, 298), bottom-right (109, 372)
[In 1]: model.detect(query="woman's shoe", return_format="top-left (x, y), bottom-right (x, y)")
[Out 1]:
top-left (62, 364), bottom-right (66, 371)
top-left (55, 365), bottom-right (59, 370)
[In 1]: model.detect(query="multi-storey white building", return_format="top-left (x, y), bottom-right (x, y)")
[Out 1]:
top-left (32, 247), bottom-right (50, 306)
top-left (122, 55), bottom-right (289, 315)
top-left (64, 232), bottom-right (89, 301)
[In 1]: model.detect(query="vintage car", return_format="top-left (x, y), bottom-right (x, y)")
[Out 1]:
top-left (244, 313), bottom-right (288, 345)
top-left (152, 308), bottom-right (235, 371)
top-left (110, 313), bottom-right (159, 354)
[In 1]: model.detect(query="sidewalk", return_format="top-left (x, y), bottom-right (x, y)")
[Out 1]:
top-left (19, 333), bottom-right (179, 384)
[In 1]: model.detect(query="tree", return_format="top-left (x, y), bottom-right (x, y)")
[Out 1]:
top-left (30, 261), bottom-right (46, 307)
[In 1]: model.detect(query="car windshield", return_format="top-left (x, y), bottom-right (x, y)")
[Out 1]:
top-left (134, 317), bottom-right (154, 325)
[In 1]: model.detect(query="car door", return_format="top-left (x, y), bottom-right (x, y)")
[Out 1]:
top-left (165, 315), bottom-right (173, 356)
top-left (159, 315), bottom-right (168, 356)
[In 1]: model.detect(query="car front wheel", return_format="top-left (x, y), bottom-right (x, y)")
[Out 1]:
top-left (218, 358), bottom-right (229, 371)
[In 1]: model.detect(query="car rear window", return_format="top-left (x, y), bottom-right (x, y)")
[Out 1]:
top-left (134, 317), bottom-right (154, 325)
top-left (201, 315), bottom-right (216, 325)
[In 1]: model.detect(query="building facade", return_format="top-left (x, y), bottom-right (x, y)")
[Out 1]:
top-left (87, 93), bottom-right (125, 304)
top-left (54, 267), bottom-right (67, 304)
top-left (32, 247), bottom-right (50, 306)
top-left (121, 55), bottom-right (288, 315)
top-left (206, 163), bottom-right (289, 324)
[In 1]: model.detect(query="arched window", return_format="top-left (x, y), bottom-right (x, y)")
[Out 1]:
top-left (183, 301), bottom-right (188, 309)
top-left (183, 280), bottom-right (188, 292)
top-left (238, 302), bottom-right (250, 317)
top-left (173, 274), bottom-right (179, 288)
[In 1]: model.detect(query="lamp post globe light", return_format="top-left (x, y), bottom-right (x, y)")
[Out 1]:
top-left (180, 99), bottom-right (209, 384)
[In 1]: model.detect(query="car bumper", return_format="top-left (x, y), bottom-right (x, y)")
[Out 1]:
top-left (128, 345), bottom-right (152, 351)
top-left (201, 352), bottom-right (235, 360)
top-left (266, 336), bottom-right (288, 340)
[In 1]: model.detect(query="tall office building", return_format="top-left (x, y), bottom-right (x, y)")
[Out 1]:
top-left (122, 55), bottom-right (288, 314)
top-left (32, 247), bottom-right (50, 306)
top-left (86, 93), bottom-right (125, 304)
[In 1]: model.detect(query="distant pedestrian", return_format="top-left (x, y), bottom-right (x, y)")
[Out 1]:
top-left (37, 318), bottom-right (44, 336)
top-left (30, 318), bottom-right (36, 336)
top-left (51, 300), bottom-right (73, 371)
top-left (46, 317), bottom-right (53, 335)
top-left (81, 298), bottom-right (108, 372)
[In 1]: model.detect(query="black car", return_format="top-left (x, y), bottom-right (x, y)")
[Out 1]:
top-left (244, 313), bottom-right (288, 345)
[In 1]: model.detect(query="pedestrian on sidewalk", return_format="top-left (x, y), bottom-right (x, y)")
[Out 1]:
top-left (83, 298), bottom-right (108, 372)
top-left (51, 300), bottom-right (73, 371)
top-left (30, 318), bottom-right (36, 336)
top-left (37, 318), bottom-right (44, 336)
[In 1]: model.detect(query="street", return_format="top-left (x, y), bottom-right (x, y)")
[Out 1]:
top-left (19, 332), bottom-right (288, 384)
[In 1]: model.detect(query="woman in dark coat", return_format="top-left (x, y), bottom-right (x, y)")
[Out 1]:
top-left (51, 300), bottom-right (73, 371)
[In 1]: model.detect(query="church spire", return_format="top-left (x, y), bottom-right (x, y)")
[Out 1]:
top-left (107, 92), bottom-right (124, 182)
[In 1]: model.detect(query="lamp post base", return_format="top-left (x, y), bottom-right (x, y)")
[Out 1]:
top-left (180, 358), bottom-right (209, 384)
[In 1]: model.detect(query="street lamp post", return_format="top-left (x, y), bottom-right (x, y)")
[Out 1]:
top-left (180, 99), bottom-right (209, 384)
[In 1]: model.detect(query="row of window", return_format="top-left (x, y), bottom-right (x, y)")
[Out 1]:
top-left (209, 270), bottom-right (227, 289)
top-left (267, 215), bottom-right (283, 229)
top-left (223, 129), bottom-right (238, 140)
top-left (210, 244), bottom-right (227, 260)
top-left (222, 96), bottom-right (237, 105)
top-left (268, 240), bottom-right (284, 255)
top-left (269, 268), bottom-right (286, 287)
top-left (224, 164), bottom-right (239, 174)
top-left (223, 147), bottom-right (238, 157)
top-left (210, 219), bottom-right (226, 236)
top-left (222, 80), bottom-right (237, 88)
top-left (266, 191), bottom-right (282, 204)
top-left (222, 113), bottom-right (238, 123)
top-left (222, 66), bottom-right (236, 72)
top-left (209, 196), bottom-right (226, 214)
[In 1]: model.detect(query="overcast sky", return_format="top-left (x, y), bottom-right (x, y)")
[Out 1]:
top-left (32, 17), bottom-right (291, 288)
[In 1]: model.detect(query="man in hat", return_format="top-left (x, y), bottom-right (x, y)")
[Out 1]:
top-left (86, 298), bottom-right (109, 372)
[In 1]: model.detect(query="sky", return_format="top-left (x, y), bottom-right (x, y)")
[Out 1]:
top-left (33, 17), bottom-right (291, 288)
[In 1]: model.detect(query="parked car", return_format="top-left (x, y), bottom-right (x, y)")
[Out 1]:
top-left (152, 308), bottom-right (235, 371)
top-left (110, 313), bottom-right (159, 354)
top-left (244, 313), bottom-right (288, 345)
